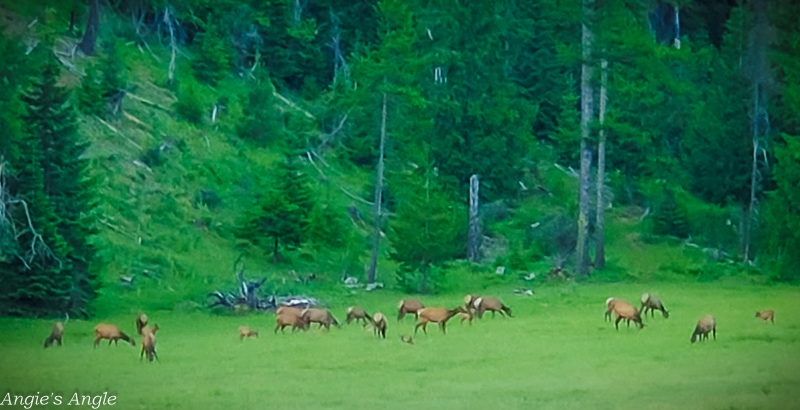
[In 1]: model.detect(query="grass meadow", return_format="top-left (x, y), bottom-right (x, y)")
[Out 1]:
top-left (1, 282), bottom-right (799, 410)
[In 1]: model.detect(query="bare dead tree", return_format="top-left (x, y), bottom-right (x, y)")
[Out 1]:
top-left (594, 59), bottom-right (608, 270)
top-left (163, 7), bottom-right (177, 85)
top-left (367, 92), bottom-right (387, 284)
top-left (743, 0), bottom-right (771, 263)
top-left (0, 159), bottom-right (61, 270)
top-left (467, 174), bottom-right (481, 262)
top-left (576, 0), bottom-right (594, 276)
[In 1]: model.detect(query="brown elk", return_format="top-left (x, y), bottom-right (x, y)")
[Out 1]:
top-left (140, 324), bottom-right (159, 362)
top-left (610, 301), bottom-right (644, 330)
top-left (640, 293), bottom-right (669, 318)
top-left (135, 313), bottom-right (148, 335)
top-left (755, 310), bottom-right (774, 324)
top-left (474, 297), bottom-right (512, 318)
top-left (302, 308), bottom-right (340, 331)
top-left (691, 315), bottom-right (716, 343)
top-left (94, 324), bottom-right (135, 347)
top-left (44, 322), bottom-right (64, 348)
top-left (604, 297), bottom-right (624, 322)
top-left (371, 312), bottom-right (387, 339)
top-left (397, 299), bottom-right (425, 321)
top-left (414, 307), bottom-right (466, 335)
top-left (345, 306), bottom-right (372, 326)
top-left (275, 309), bottom-right (308, 334)
top-left (239, 326), bottom-right (259, 340)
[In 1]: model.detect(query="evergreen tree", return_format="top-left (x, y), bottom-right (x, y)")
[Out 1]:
top-left (192, 21), bottom-right (233, 85)
top-left (2, 53), bottom-right (97, 317)
top-left (237, 155), bottom-right (314, 262)
top-left (389, 164), bottom-right (466, 293)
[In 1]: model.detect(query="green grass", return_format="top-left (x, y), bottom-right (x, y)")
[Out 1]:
top-left (2, 283), bottom-right (800, 410)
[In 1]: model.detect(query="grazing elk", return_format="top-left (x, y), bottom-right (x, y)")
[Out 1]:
top-left (371, 312), bottom-right (387, 339)
top-left (640, 293), bottom-right (669, 318)
top-left (239, 326), bottom-right (259, 340)
top-left (345, 306), bottom-right (372, 326)
top-left (44, 322), bottom-right (64, 348)
top-left (474, 297), bottom-right (512, 318)
top-left (755, 310), bottom-right (774, 324)
top-left (94, 324), bottom-right (136, 347)
top-left (275, 309), bottom-right (308, 334)
top-left (140, 324), bottom-right (159, 362)
top-left (414, 307), bottom-right (466, 335)
top-left (397, 299), bottom-right (425, 321)
top-left (691, 315), bottom-right (716, 343)
top-left (609, 300), bottom-right (644, 330)
top-left (302, 308), bottom-right (340, 331)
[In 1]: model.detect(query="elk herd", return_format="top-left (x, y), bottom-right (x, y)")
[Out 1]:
top-left (40, 291), bottom-right (777, 362)
top-left (606, 292), bottom-right (775, 343)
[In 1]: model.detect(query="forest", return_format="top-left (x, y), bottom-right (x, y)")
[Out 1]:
top-left (0, 0), bottom-right (799, 318)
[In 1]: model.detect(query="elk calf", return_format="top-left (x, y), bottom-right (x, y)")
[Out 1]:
top-left (691, 315), bottom-right (716, 343)
top-left (755, 310), bottom-right (774, 324)
top-left (44, 322), bottom-right (64, 348)
top-left (239, 326), bottom-right (259, 340)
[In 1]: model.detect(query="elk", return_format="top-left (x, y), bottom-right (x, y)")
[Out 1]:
top-left (414, 307), bottom-right (466, 335)
top-left (44, 322), bottom-right (64, 348)
top-left (140, 324), bottom-right (159, 362)
top-left (604, 297), bottom-right (625, 322)
top-left (691, 315), bottom-right (716, 343)
top-left (275, 310), bottom-right (308, 334)
top-left (474, 297), bottom-right (512, 318)
top-left (371, 312), bottom-right (387, 339)
top-left (302, 308), bottom-right (340, 331)
top-left (755, 310), bottom-right (774, 324)
top-left (640, 293), bottom-right (669, 318)
top-left (397, 299), bottom-right (425, 321)
top-left (610, 300), bottom-right (644, 330)
top-left (345, 306), bottom-right (372, 326)
top-left (239, 326), bottom-right (259, 340)
top-left (94, 324), bottom-right (135, 347)
top-left (135, 313), bottom-right (148, 335)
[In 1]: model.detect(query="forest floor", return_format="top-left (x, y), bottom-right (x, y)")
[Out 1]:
top-left (1, 283), bottom-right (799, 410)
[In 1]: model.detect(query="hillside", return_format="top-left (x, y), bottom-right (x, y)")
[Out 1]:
top-left (0, 0), bottom-right (798, 317)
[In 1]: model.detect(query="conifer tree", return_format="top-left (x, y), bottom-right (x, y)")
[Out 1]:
top-left (2, 53), bottom-right (97, 317)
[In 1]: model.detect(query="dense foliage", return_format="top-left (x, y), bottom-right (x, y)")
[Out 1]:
top-left (0, 0), bottom-right (798, 317)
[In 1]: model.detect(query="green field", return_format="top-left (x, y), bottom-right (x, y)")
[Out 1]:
top-left (1, 283), bottom-right (799, 410)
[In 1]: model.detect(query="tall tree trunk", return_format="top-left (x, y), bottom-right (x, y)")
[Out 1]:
top-left (576, 0), bottom-right (594, 276)
top-left (367, 93), bottom-right (387, 284)
top-left (594, 59), bottom-right (608, 270)
top-left (78, 0), bottom-right (100, 55)
top-left (744, 0), bottom-right (770, 263)
top-left (467, 174), bottom-right (481, 262)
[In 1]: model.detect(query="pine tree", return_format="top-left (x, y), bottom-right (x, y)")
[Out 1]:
top-left (237, 155), bottom-right (314, 262)
top-left (1, 53), bottom-right (98, 317)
